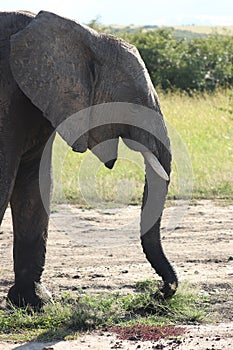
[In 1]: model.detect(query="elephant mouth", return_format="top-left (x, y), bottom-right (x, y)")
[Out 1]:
top-left (72, 133), bottom-right (89, 153)
top-left (104, 158), bottom-right (117, 169)
top-left (72, 126), bottom-right (169, 182)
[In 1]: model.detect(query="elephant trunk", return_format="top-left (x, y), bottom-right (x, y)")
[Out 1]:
top-left (140, 143), bottom-right (178, 297)
top-left (140, 214), bottom-right (178, 297)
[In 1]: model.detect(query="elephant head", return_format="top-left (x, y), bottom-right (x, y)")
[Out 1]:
top-left (10, 11), bottom-right (177, 297)
top-left (10, 11), bottom-right (169, 176)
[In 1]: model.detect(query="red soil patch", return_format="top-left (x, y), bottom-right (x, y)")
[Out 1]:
top-left (110, 324), bottom-right (185, 341)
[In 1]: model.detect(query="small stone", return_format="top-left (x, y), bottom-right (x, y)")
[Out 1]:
top-left (90, 273), bottom-right (105, 278)
top-left (153, 344), bottom-right (164, 349)
top-left (71, 286), bottom-right (78, 291)
top-left (128, 336), bottom-right (138, 341)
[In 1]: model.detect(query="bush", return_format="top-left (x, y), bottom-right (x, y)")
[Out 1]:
top-left (119, 29), bottom-right (233, 92)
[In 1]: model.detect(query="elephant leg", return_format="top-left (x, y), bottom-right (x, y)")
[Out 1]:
top-left (7, 142), bottom-right (53, 308)
top-left (0, 175), bottom-right (15, 228)
top-left (140, 162), bottom-right (178, 298)
top-left (0, 150), bottom-right (21, 228)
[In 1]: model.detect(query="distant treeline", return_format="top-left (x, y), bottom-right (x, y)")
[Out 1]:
top-left (90, 21), bottom-right (233, 92)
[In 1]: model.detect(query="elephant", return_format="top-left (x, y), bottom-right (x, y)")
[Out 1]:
top-left (0, 10), bottom-right (178, 307)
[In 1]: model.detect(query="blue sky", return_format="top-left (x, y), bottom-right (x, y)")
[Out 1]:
top-left (1, 0), bottom-right (233, 26)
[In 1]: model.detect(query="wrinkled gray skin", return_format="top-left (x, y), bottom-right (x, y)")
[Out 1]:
top-left (0, 11), bottom-right (178, 307)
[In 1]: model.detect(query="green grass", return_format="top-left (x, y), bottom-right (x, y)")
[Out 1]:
top-left (161, 89), bottom-right (233, 199)
top-left (52, 133), bottom-right (145, 207)
top-left (0, 281), bottom-right (210, 343)
top-left (51, 89), bottom-right (233, 206)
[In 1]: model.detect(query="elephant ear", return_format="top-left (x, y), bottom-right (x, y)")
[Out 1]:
top-left (10, 11), bottom-right (100, 129)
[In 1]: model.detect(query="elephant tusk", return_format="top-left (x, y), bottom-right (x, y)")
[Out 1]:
top-left (142, 152), bottom-right (169, 181)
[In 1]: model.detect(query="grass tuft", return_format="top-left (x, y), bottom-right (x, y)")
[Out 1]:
top-left (0, 280), bottom-right (210, 343)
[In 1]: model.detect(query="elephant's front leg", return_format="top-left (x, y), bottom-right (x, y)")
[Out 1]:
top-left (8, 144), bottom-right (53, 308)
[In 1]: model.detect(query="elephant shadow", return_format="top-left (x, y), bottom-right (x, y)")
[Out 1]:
top-left (12, 342), bottom-right (55, 349)
top-left (10, 324), bottom-right (85, 349)
top-left (12, 338), bottom-right (69, 350)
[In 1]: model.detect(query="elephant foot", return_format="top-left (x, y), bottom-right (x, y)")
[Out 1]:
top-left (7, 282), bottom-right (53, 309)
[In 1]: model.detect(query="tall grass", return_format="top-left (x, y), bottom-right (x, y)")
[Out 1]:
top-left (51, 89), bottom-right (233, 206)
top-left (161, 89), bottom-right (233, 199)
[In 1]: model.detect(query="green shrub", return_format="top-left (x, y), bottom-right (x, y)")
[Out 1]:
top-left (118, 29), bottom-right (233, 92)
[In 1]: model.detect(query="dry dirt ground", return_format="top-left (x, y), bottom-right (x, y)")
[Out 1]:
top-left (0, 200), bottom-right (232, 349)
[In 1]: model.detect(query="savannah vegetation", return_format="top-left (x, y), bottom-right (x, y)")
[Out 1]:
top-left (0, 281), bottom-right (210, 342)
